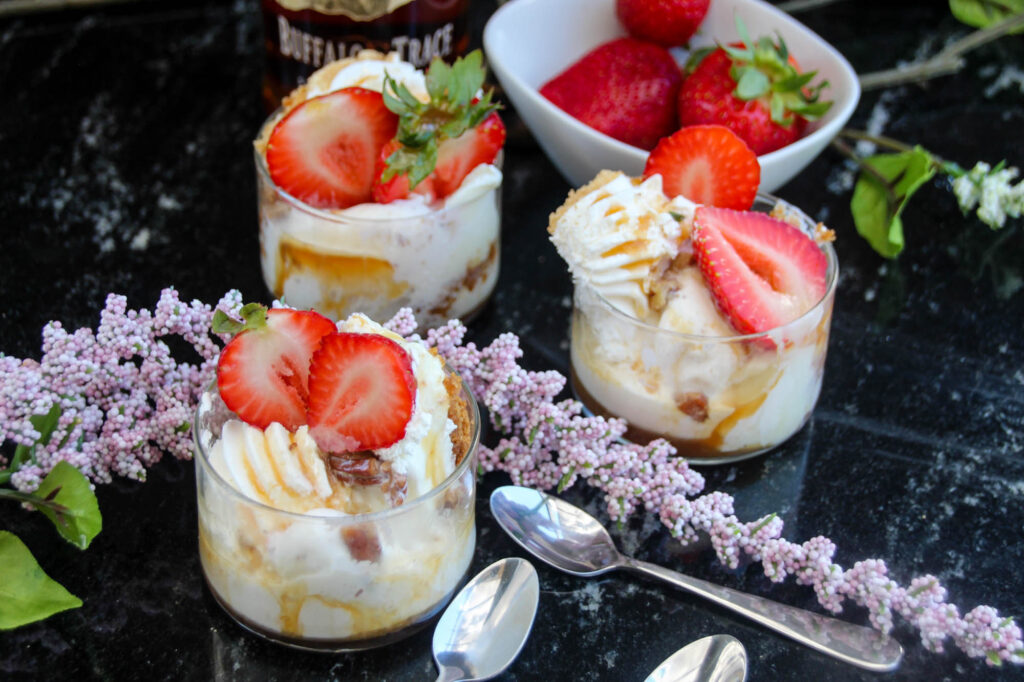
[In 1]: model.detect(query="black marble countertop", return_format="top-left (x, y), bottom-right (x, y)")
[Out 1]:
top-left (1, 0), bottom-right (1023, 680)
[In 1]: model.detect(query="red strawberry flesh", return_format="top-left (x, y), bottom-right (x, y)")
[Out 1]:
top-left (433, 111), bottom-right (506, 197)
top-left (644, 125), bottom-right (760, 210)
top-left (691, 206), bottom-right (828, 338)
top-left (371, 139), bottom-right (438, 204)
top-left (307, 332), bottom-right (417, 453)
top-left (266, 87), bottom-right (398, 209)
top-left (216, 309), bottom-right (337, 430)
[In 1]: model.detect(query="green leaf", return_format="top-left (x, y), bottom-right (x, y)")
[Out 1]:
top-left (788, 99), bottom-right (833, 118)
top-left (0, 406), bottom-right (63, 484)
top-left (735, 13), bottom-right (754, 51)
top-left (382, 49), bottom-right (500, 187)
top-left (684, 46), bottom-right (716, 74)
top-left (949, 0), bottom-right (1024, 31)
top-left (33, 462), bottom-right (102, 550)
top-left (425, 59), bottom-right (452, 102)
top-left (722, 44), bottom-right (753, 63)
top-left (850, 147), bottom-right (937, 258)
top-left (770, 94), bottom-right (788, 125)
top-left (0, 531), bottom-right (82, 629)
top-left (734, 66), bottom-right (771, 99)
top-left (774, 70), bottom-right (817, 92)
top-left (30, 405), bottom-right (62, 448)
top-left (211, 302), bottom-right (265, 336)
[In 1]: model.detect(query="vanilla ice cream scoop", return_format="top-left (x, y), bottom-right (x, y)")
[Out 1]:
top-left (548, 170), bottom-right (695, 317)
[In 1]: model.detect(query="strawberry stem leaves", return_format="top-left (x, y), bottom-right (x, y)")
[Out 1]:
top-left (212, 302), bottom-right (267, 336)
top-left (723, 16), bottom-right (832, 125)
top-left (381, 50), bottom-right (500, 189)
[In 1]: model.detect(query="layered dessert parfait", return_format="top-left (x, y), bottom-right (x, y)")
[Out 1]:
top-left (193, 304), bottom-right (478, 649)
top-left (255, 50), bottom-right (504, 329)
top-left (549, 126), bottom-right (837, 463)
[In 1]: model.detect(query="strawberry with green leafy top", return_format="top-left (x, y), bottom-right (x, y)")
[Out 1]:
top-left (374, 50), bottom-right (505, 202)
top-left (213, 304), bottom-right (337, 430)
top-left (678, 19), bottom-right (832, 155)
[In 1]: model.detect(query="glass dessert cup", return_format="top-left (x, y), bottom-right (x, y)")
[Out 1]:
top-left (569, 195), bottom-right (838, 466)
top-left (255, 120), bottom-right (502, 329)
top-left (192, 372), bottom-right (481, 652)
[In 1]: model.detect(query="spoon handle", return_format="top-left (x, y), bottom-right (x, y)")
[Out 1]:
top-left (624, 558), bottom-right (903, 672)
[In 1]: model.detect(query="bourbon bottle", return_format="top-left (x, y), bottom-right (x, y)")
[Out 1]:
top-left (261, 0), bottom-right (471, 110)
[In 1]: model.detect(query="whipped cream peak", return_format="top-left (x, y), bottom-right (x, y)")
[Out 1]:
top-left (548, 170), bottom-right (695, 317)
top-left (303, 49), bottom-right (429, 102)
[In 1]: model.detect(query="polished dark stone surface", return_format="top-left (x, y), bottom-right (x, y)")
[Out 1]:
top-left (1, 0), bottom-right (1022, 679)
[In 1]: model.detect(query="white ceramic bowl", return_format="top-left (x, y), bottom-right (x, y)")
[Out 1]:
top-left (484, 0), bottom-right (860, 191)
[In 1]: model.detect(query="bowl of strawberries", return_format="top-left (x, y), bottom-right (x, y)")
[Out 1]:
top-left (483, 0), bottom-right (859, 192)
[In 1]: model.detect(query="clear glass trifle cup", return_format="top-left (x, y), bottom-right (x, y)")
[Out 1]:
top-left (193, 367), bottom-right (480, 651)
top-left (254, 49), bottom-right (504, 328)
top-left (255, 147), bottom-right (501, 329)
top-left (560, 188), bottom-right (838, 465)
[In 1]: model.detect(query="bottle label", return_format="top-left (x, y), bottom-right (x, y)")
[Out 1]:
top-left (261, 0), bottom-right (470, 110)
top-left (276, 13), bottom-right (456, 68)
top-left (275, 0), bottom-right (415, 22)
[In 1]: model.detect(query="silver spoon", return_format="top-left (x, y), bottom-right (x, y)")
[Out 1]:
top-left (490, 486), bottom-right (903, 672)
top-left (432, 557), bottom-right (540, 682)
top-left (645, 635), bottom-right (748, 682)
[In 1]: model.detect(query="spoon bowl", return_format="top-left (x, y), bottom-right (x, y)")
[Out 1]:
top-left (490, 486), bottom-right (903, 672)
top-left (432, 557), bottom-right (540, 682)
top-left (645, 635), bottom-right (748, 682)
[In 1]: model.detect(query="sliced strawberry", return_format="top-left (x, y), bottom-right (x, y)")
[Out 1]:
top-left (691, 205), bottom-right (828, 339)
top-left (306, 332), bottom-right (417, 453)
top-left (433, 112), bottom-right (505, 197)
top-left (266, 87), bottom-right (398, 209)
top-left (371, 139), bottom-right (438, 204)
top-left (216, 308), bottom-right (337, 430)
top-left (644, 125), bottom-right (760, 210)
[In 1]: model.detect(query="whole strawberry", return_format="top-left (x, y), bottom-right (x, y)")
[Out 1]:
top-left (678, 28), bottom-right (832, 155)
top-left (616, 0), bottom-right (710, 47)
top-left (375, 50), bottom-right (505, 203)
top-left (540, 38), bottom-right (682, 151)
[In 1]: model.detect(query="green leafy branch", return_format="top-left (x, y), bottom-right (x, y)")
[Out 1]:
top-left (833, 129), bottom-right (1022, 261)
top-left (823, 3), bottom-right (1024, 266)
top-left (1, 406), bottom-right (102, 630)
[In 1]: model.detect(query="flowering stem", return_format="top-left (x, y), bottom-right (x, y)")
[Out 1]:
top-left (0, 488), bottom-right (70, 515)
top-left (830, 137), bottom-right (900, 204)
top-left (836, 129), bottom-right (966, 175)
top-left (858, 11), bottom-right (1024, 91)
top-left (776, 0), bottom-right (850, 12)
top-left (838, 128), bottom-right (916, 155)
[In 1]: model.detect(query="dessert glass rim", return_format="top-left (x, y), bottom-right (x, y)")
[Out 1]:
top-left (192, 365), bottom-right (481, 523)
top-left (254, 108), bottom-right (503, 224)
top-left (576, 193), bottom-right (839, 344)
